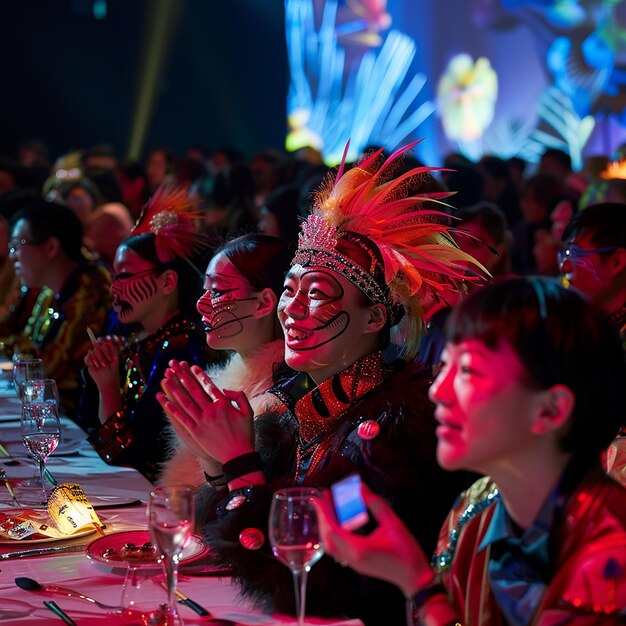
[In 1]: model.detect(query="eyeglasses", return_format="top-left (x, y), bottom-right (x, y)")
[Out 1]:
top-left (110, 268), bottom-right (158, 282)
top-left (557, 244), bottom-right (622, 266)
top-left (8, 238), bottom-right (43, 255)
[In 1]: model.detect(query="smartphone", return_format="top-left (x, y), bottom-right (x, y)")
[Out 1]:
top-left (331, 473), bottom-right (369, 531)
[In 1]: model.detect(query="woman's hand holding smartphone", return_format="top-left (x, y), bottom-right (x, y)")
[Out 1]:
top-left (330, 473), bottom-right (369, 531)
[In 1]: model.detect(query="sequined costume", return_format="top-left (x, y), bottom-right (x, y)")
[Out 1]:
top-left (89, 313), bottom-right (208, 482)
top-left (433, 467), bottom-right (626, 625)
top-left (197, 351), bottom-right (472, 625)
top-left (1, 261), bottom-right (111, 419)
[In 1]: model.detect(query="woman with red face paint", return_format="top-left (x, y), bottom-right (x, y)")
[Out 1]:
top-left (158, 233), bottom-right (292, 488)
top-left (157, 144), bottom-right (487, 624)
top-left (313, 277), bottom-right (626, 626)
top-left (84, 187), bottom-right (217, 483)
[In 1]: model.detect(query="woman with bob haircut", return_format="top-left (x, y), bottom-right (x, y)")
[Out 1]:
top-left (315, 276), bottom-right (626, 625)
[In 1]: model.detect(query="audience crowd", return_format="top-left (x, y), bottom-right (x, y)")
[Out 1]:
top-left (0, 135), bottom-right (625, 625)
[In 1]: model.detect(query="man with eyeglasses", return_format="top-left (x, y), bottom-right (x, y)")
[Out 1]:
top-left (559, 201), bottom-right (626, 485)
top-left (559, 202), bottom-right (626, 346)
top-left (1, 200), bottom-right (111, 420)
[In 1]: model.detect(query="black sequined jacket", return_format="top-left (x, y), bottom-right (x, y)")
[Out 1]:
top-left (89, 312), bottom-right (208, 482)
top-left (197, 351), bottom-right (471, 626)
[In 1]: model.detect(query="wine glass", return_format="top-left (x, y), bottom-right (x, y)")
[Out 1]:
top-left (269, 487), bottom-right (324, 626)
top-left (16, 379), bottom-right (59, 489)
top-left (13, 358), bottom-right (46, 401)
top-left (20, 378), bottom-right (59, 409)
top-left (147, 485), bottom-right (195, 624)
top-left (20, 402), bottom-right (61, 502)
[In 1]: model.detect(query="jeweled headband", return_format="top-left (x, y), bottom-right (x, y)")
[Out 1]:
top-left (291, 214), bottom-right (391, 309)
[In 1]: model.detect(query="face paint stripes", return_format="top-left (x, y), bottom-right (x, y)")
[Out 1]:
top-left (111, 273), bottom-right (159, 316)
top-left (197, 294), bottom-right (258, 337)
top-left (287, 311), bottom-right (350, 351)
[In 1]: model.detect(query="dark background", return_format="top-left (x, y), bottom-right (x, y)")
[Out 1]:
top-left (0, 0), bottom-right (288, 162)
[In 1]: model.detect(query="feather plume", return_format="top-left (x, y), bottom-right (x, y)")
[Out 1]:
top-left (304, 141), bottom-right (489, 358)
top-left (312, 143), bottom-right (488, 295)
top-left (132, 185), bottom-right (207, 265)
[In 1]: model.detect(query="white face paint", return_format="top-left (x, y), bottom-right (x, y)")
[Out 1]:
top-left (196, 253), bottom-right (260, 350)
top-left (278, 264), bottom-right (380, 382)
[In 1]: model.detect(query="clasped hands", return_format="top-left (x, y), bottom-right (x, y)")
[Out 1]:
top-left (84, 335), bottom-right (123, 387)
top-left (157, 360), bottom-right (256, 466)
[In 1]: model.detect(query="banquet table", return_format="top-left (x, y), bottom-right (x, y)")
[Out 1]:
top-left (0, 376), bottom-right (362, 626)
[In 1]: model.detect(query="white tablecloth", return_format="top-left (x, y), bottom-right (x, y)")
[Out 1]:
top-left (0, 387), bottom-right (362, 626)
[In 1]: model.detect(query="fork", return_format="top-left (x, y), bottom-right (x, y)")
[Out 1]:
top-left (0, 468), bottom-right (20, 506)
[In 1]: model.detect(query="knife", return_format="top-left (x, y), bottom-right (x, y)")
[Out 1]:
top-left (159, 581), bottom-right (213, 616)
top-left (0, 543), bottom-right (85, 559)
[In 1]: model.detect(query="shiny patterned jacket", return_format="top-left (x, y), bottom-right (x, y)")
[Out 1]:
top-left (89, 312), bottom-right (208, 482)
top-left (434, 468), bottom-right (626, 625)
top-left (197, 351), bottom-right (472, 626)
top-left (7, 261), bottom-right (111, 419)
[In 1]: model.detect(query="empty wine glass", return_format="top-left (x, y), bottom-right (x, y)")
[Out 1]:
top-left (269, 487), bottom-right (324, 626)
top-left (20, 402), bottom-right (61, 502)
top-left (148, 485), bottom-right (195, 625)
top-left (14, 378), bottom-right (58, 490)
top-left (120, 564), bottom-right (170, 625)
top-left (13, 358), bottom-right (46, 401)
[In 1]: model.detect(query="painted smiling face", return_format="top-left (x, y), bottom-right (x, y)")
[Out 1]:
top-left (196, 253), bottom-right (261, 351)
top-left (278, 264), bottom-right (384, 383)
top-left (110, 245), bottom-right (161, 324)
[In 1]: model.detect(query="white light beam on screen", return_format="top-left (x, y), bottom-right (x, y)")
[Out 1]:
top-left (285, 0), bottom-right (434, 166)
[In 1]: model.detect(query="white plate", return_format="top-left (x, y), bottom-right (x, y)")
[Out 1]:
top-left (87, 494), bottom-right (143, 509)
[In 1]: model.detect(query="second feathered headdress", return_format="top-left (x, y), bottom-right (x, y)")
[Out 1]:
top-left (132, 185), bottom-right (206, 267)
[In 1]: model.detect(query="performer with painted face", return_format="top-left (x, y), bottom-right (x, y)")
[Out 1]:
top-left (159, 233), bottom-right (292, 488)
top-left (158, 143), bottom-right (487, 624)
top-left (85, 187), bottom-right (215, 482)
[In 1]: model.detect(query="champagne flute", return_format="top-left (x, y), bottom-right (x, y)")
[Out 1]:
top-left (269, 487), bottom-right (324, 626)
top-left (148, 485), bottom-right (195, 624)
top-left (13, 358), bottom-right (46, 401)
top-left (20, 402), bottom-right (61, 502)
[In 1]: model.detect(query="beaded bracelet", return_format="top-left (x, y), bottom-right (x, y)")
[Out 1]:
top-left (222, 452), bottom-right (263, 482)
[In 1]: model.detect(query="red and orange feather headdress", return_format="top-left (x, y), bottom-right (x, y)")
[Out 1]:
top-left (293, 140), bottom-right (489, 358)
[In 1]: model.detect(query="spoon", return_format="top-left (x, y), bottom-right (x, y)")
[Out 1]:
top-left (16, 576), bottom-right (237, 624)
top-left (15, 577), bottom-right (117, 610)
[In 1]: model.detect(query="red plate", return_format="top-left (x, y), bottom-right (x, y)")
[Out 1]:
top-left (85, 529), bottom-right (209, 568)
